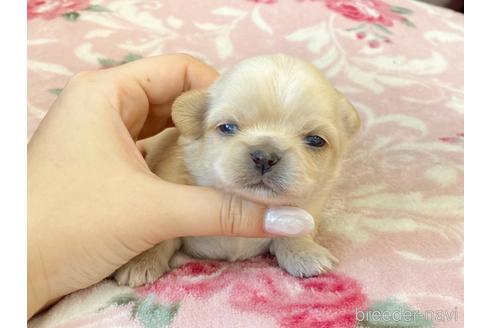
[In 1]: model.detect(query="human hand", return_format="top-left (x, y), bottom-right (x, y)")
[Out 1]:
top-left (27, 54), bottom-right (314, 318)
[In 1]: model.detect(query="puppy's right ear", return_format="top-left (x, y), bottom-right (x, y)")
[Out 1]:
top-left (334, 89), bottom-right (361, 139)
top-left (171, 89), bottom-right (208, 139)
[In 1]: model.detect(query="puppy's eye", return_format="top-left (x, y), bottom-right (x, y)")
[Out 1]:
top-left (304, 135), bottom-right (327, 148)
top-left (217, 123), bottom-right (239, 135)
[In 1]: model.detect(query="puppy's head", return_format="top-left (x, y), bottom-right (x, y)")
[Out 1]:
top-left (172, 54), bottom-right (360, 205)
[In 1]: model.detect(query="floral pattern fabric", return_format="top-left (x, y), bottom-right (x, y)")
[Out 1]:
top-left (28, 0), bottom-right (463, 327)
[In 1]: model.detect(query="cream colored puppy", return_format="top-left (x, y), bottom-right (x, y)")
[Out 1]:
top-left (114, 54), bottom-right (360, 287)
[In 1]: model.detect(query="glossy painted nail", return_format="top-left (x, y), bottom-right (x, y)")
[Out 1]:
top-left (264, 206), bottom-right (314, 236)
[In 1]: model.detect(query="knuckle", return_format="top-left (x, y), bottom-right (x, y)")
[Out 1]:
top-left (66, 70), bottom-right (103, 93)
top-left (70, 70), bottom-right (94, 84)
top-left (173, 52), bottom-right (196, 62)
top-left (219, 193), bottom-right (244, 236)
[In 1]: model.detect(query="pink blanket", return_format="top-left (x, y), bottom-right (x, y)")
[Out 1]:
top-left (28, 0), bottom-right (463, 327)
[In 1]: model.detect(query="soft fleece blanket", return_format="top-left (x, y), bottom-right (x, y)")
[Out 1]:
top-left (27, 1), bottom-right (464, 327)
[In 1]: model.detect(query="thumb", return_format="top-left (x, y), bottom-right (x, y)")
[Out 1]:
top-left (135, 175), bottom-right (315, 241)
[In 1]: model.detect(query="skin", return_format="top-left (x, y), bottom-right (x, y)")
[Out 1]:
top-left (28, 54), bottom-right (311, 319)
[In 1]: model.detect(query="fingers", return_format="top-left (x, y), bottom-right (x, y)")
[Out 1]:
top-left (103, 54), bottom-right (219, 139)
top-left (133, 175), bottom-right (315, 241)
top-left (148, 180), bottom-right (269, 238)
top-left (110, 54), bottom-right (218, 104)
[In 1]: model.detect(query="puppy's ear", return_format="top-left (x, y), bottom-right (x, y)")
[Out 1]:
top-left (336, 91), bottom-right (360, 138)
top-left (171, 89), bottom-right (208, 138)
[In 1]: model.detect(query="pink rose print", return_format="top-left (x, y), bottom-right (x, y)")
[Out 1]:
top-left (325, 0), bottom-right (403, 27)
top-left (439, 132), bottom-right (464, 143)
top-left (368, 39), bottom-right (380, 48)
top-left (27, 0), bottom-right (90, 20)
top-left (137, 256), bottom-right (367, 328)
top-left (137, 261), bottom-right (227, 302)
top-left (231, 272), bottom-right (366, 328)
top-left (247, 0), bottom-right (277, 3)
top-left (320, 0), bottom-right (416, 48)
top-left (356, 31), bottom-right (366, 39)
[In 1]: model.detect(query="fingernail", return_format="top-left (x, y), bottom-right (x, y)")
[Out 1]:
top-left (264, 206), bottom-right (315, 236)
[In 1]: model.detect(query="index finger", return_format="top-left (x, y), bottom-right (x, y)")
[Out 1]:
top-left (104, 54), bottom-right (219, 139)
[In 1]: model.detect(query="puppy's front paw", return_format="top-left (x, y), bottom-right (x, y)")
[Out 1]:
top-left (114, 239), bottom-right (181, 287)
top-left (114, 256), bottom-right (170, 287)
top-left (271, 238), bottom-right (338, 278)
top-left (169, 251), bottom-right (195, 269)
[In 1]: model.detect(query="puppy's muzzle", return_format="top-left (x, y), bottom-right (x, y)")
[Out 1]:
top-left (249, 149), bottom-right (281, 175)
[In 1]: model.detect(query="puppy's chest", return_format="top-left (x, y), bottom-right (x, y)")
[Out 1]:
top-left (182, 236), bottom-right (271, 261)
top-left (149, 137), bottom-right (271, 261)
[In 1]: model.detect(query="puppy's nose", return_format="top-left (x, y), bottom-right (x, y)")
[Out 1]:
top-left (250, 150), bottom-right (281, 175)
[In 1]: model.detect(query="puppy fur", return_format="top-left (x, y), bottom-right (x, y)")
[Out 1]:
top-left (114, 54), bottom-right (360, 287)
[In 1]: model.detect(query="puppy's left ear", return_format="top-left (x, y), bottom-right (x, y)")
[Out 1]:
top-left (171, 89), bottom-right (208, 139)
top-left (336, 91), bottom-right (360, 138)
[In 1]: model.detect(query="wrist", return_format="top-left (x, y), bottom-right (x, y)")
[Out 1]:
top-left (27, 214), bottom-right (51, 319)
top-left (27, 256), bottom-right (49, 319)
top-left (27, 270), bottom-right (44, 319)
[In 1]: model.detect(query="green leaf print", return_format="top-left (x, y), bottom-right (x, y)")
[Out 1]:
top-left (62, 12), bottom-right (80, 21)
top-left (101, 292), bottom-right (180, 328)
top-left (86, 4), bottom-right (110, 12)
top-left (98, 53), bottom-right (143, 68)
top-left (48, 88), bottom-right (63, 96)
top-left (358, 299), bottom-right (433, 328)
top-left (401, 18), bottom-right (417, 28)
top-left (391, 6), bottom-right (413, 15)
top-left (133, 295), bottom-right (180, 328)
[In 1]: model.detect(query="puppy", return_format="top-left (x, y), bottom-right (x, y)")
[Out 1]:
top-left (114, 54), bottom-right (360, 287)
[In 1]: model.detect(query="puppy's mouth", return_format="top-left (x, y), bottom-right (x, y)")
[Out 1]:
top-left (244, 181), bottom-right (277, 193)
top-left (232, 176), bottom-right (291, 203)
top-left (218, 170), bottom-right (293, 204)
